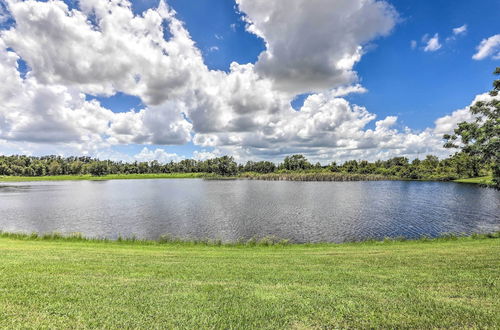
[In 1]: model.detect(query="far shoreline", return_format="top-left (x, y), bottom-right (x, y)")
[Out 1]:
top-left (0, 173), bottom-right (494, 186)
top-left (0, 173), bottom-right (206, 182)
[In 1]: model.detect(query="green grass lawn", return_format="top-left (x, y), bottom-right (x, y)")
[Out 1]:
top-left (454, 176), bottom-right (494, 185)
top-left (0, 173), bottom-right (205, 182)
top-left (0, 236), bottom-right (498, 328)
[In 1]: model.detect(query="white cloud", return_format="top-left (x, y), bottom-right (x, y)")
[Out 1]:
top-left (472, 34), bottom-right (500, 60)
top-left (192, 90), bottom-right (454, 163)
top-left (191, 88), bottom-right (497, 163)
top-left (411, 40), bottom-right (417, 49)
top-left (193, 149), bottom-right (221, 161)
top-left (446, 24), bottom-right (467, 42)
top-left (0, 0), bottom-right (196, 149)
top-left (184, 62), bottom-right (289, 134)
top-left (375, 116), bottom-right (398, 129)
top-left (423, 33), bottom-right (441, 52)
top-left (134, 147), bottom-right (183, 163)
top-left (452, 24), bottom-right (467, 36)
top-left (0, 40), bottom-right (191, 152)
top-left (235, 0), bottom-right (398, 94)
top-left (0, 40), bottom-right (110, 147)
top-left (1, 0), bottom-right (206, 105)
top-left (107, 104), bottom-right (192, 146)
top-left (433, 93), bottom-right (495, 134)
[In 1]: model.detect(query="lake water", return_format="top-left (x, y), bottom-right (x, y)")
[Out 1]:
top-left (0, 179), bottom-right (498, 243)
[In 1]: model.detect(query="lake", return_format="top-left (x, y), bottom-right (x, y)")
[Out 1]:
top-left (0, 179), bottom-right (498, 243)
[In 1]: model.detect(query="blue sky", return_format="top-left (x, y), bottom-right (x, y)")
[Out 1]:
top-left (0, 0), bottom-right (498, 162)
top-left (351, 0), bottom-right (500, 129)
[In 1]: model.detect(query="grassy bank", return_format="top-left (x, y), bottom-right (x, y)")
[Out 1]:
top-left (241, 171), bottom-right (394, 181)
top-left (453, 176), bottom-right (494, 185)
top-left (0, 234), bottom-right (498, 328)
top-left (0, 173), bottom-right (205, 182)
top-left (242, 171), bottom-right (497, 185)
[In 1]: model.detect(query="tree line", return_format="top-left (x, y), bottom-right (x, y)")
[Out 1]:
top-left (0, 152), bottom-right (491, 181)
top-left (0, 155), bottom-right (239, 177)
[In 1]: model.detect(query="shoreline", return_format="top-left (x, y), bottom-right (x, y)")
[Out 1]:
top-left (0, 173), bottom-right (206, 182)
top-left (1, 231), bottom-right (498, 247)
top-left (0, 173), bottom-right (494, 185)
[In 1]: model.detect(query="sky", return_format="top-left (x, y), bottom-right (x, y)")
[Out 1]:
top-left (0, 0), bottom-right (499, 164)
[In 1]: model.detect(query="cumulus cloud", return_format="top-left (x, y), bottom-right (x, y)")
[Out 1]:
top-left (191, 88), bottom-right (495, 163)
top-left (0, 40), bottom-right (191, 152)
top-left (423, 33), bottom-right (441, 52)
top-left (107, 105), bottom-right (192, 146)
top-left (193, 149), bottom-right (221, 161)
top-left (472, 34), bottom-right (500, 60)
top-left (193, 90), bottom-right (453, 163)
top-left (1, 0), bottom-right (206, 105)
top-left (182, 62), bottom-right (290, 134)
top-left (433, 93), bottom-right (496, 134)
top-left (235, 0), bottom-right (397, 94)
top-left (0, 0), bottom-right (195, 150)
top-left (133, 147), bottom-right (183, 163)
top-left (0, 40), bottom-right (110, 146)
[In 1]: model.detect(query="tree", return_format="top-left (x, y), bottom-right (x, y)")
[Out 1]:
top-left (342, 160), bottom-right (358, 173)
top-left (150, 160), bottom-right (161, 173)
top-left (0, 162), bottom-right (9, 175)
top-left (88, 161), bottom-right (109, 176)
top-left (244, 161), bottom-right (276, 173)
top-left (444, 67), bottom-right (500, 187)
top-left (137, 162), bottom-right (149, 174)
top-left (48, 161), bottom-right (61, 176)
top-left (329, 162), bottom-right (340, 172)
top-left (211, 156), bottom-right (238, 176)
top-left (421, 155), bottom-right (439, 170)
top-left (69, 161), bottom-right (83, 175)
top-left (283, 155), bottom-right (311, 171)
top-left (386, 157), bottom-right (409, 168)
top-left (450, 152), bottom-right (482, 178)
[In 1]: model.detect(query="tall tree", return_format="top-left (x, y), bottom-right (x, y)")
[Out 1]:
top-left (283, 155), bottom-right (311, 171)
top-left (444, 67), bottom-right (500, 187)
